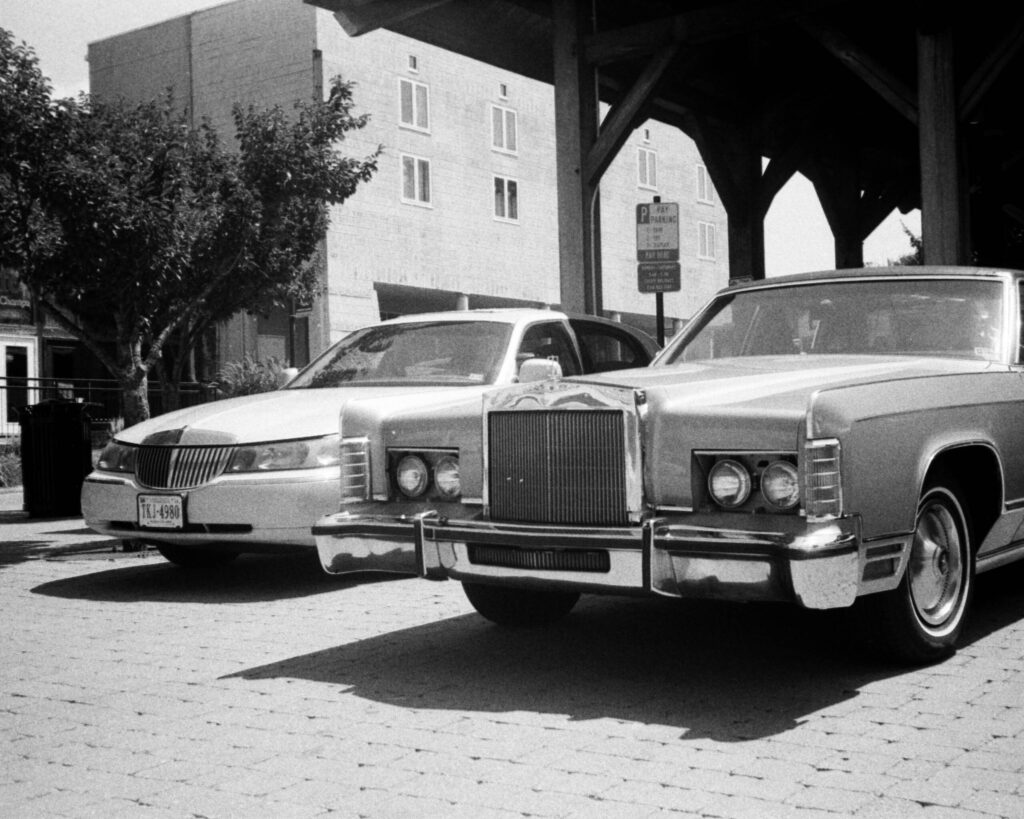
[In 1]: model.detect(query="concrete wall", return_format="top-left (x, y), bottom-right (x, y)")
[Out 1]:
top-left (314, 13), bottom-right (561, 338)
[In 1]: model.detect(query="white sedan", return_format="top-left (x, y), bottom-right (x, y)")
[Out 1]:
top-left (81, 309), bottom-right (657, 567)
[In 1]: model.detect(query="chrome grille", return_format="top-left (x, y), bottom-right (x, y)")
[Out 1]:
top-left (469, 544), bottom-right (610, 573)
top-left (487, 410), bottom-right (627, 525)
top-left (136, 446), bottom-right (236, 489)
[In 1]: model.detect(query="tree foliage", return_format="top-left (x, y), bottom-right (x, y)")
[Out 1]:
top-left (1, 27), bottom-right (380, 425)
top-left (893, 224), bottom-right (923, 266)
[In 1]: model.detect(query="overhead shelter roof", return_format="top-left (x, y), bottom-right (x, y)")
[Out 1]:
top-left (309, 0), bottom-right (1024, 272)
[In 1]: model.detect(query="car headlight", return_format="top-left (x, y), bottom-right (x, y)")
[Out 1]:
top-left (433, 454), bottom-right (461, 499)
top-left (396, 454), bottom-right (430, 497)
top-left (226, 434), bottom-right (341, 472)
top-left (707, 459), bottom-right (752, 508)
top-left (389, 449), bottom-right (461, 500)
top-left (760, 460), bottom-right (800, 509)
top-left (97, 441), bottom-right (137, 473)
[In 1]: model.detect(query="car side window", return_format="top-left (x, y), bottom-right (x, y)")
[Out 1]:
top-left (570, 319), bottom-right (653, 372)
top-left (518, 322), bottom-right (582, 376)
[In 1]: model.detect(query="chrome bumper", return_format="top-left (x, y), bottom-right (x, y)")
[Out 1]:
top-left (314, 510), bottom-right (861, 609)
top-left (313, 509), bottom-right (430, 575)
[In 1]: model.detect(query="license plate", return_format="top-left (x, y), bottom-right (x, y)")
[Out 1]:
top-left (137, 494), bottom-right (185, 530)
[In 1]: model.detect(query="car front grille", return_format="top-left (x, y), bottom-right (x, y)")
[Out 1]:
top-left (136, 446), bottom-right (236, 489)
top-left (487, 409), bottom-right (628, 525)
top-left (468, 544), bottom-right (610, 573)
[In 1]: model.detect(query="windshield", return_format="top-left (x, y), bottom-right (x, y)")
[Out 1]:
top-left (661, 278), bottom-right (1006, 365)
top-left (288, 320), bottom-right (514, 388)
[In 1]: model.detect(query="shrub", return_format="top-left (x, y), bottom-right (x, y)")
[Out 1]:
top-left (0, 436), bottom-right (22, 488)
top-left (211, 356), bottom-right (287, 398)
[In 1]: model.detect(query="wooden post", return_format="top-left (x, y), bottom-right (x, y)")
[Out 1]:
top-left (552, 0), bottom-right (600, 314)
top-left (917, 23), bottom-right (965, 265)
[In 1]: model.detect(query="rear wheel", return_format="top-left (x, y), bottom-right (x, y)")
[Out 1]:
top-left (868, 481), bottom-right (973, 663)
top-left (462, 582), bottom-right (579, 627)
top-left (156, 544), bottom-right (239, 569)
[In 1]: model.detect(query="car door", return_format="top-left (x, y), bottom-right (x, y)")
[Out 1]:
top-left (569, 318), bottom-right (657, 373)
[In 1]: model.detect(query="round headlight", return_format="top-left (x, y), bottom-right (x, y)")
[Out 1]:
top-left (761, 460), bottom-right (800, 509)
top-left (433, 454), bottom-right (461, 499)
top-left (708, 459), bottom-right (752, 508)
top-left (396, 455), bottom-right (429, 498)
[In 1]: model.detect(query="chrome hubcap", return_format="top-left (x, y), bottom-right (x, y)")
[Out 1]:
top-left (909, 499), bottom-right (964, 628)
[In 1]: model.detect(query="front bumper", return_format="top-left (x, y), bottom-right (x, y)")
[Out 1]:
top-left (82, 466), bottom-right (340, 550)
top-left (313, 508), bottom-right (862, 609)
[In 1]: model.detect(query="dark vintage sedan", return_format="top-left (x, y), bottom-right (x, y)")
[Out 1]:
top-left (314, 267), bottom-right (1024, 662)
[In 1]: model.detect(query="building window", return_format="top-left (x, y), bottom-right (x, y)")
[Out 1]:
top-left (402, 154), bottom-right (431, 205)
top-left (698, 221), bottom-right (717, 260)
top-left (407, 55), bottom-right (418, 72)
top-left (697, 164), bottom-right (716, 205)
top-left (399, 78), bottom-right (429, 132)
top-left (491, 104), bottom-right (518, 154)
top-left (638, 147), bottom-right (657, 189)
top-left (494, 176), bottom-right (518, 222)
top-left (643, 127), bottom-right (651, 143)
top-left (499, 82), bottom-right (509, 99)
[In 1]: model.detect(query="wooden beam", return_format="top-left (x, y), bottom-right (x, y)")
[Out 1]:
top-left (690, 118), bottom-right (765, 280)
top-left (959, 13), bottom-right (1024, 120)
top-left (585, 0), bottom-right (843, 65)
top-left (584, 44), bottom-right (681, 187)
top-left (858, 183), bottom-right (911, 241)
top-left (797, 15), bottom-right (918, 125)
top-left (310, 0), bottom-right (456, 37)
top-left (759, 141), bottom-right (807, 217)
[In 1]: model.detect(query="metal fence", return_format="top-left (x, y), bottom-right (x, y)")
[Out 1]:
top-left (0, 377), bottom-right (217, 437)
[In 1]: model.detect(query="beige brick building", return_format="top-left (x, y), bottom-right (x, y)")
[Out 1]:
top-left (88, 0), bottom-right (729, 369)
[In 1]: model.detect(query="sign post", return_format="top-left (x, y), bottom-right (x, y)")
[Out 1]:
top-left (636, 199), bottom-right (680, 345)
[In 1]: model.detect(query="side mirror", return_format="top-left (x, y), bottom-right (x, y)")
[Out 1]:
top-left (277, 367), bottom-right (299, 387)
top-left (518, 357), bottom-right (562, 383)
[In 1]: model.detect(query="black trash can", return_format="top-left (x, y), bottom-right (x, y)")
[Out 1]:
top-left (18, 400), bottom-right (96, 517)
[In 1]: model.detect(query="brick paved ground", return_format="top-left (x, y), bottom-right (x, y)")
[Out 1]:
top-left (3, 487), bottom-right (1024, 818)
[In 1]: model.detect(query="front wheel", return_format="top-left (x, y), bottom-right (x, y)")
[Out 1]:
top-left (462, 582), bottom-right (579, 627)
top-left (867, 482), bottom-right (974, 664)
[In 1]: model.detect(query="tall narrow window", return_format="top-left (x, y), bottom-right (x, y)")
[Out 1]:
top-left (638, 147), bottom-right (657, 189)
top-left (698, 221), bottom-right (717, 260)
top-left (399, 78), bottom-right (429, 131)
top-left (402, 154), bottom-right (431, 205)
top-left (491, 104), bottom-right (518, 154)
top-left (494, 176), bottom-right (519, 222)
top-left (697, 164), bottom-right (716, 204)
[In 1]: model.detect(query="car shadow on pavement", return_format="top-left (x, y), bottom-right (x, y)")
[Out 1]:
top-left (29, 555), bottom-right (404, 604)
top-left (226, 562), bottom-right (1024, 741)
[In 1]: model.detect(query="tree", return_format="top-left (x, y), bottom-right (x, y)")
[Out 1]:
top-left (0, 29), bottom-right (74, 274)
top-left (1, 29), bottom-right (380, 426)
top-left (157, 81), bottom-right (382, 407)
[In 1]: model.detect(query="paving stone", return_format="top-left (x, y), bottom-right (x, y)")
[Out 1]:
top-left (4, 497), bottom-right (1024, 818)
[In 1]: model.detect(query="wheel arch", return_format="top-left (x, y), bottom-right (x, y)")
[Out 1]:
top-left (921, 442), bottom-right (1003, 549)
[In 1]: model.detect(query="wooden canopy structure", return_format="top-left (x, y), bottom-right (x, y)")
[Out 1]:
top-left (308, 0), bottom-right (1024, 315)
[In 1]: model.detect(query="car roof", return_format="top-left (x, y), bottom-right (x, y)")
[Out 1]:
top-left (724, 265), bottom-right (1024, 294)
top-left (370, 308), bottom-right (562, 325)
top-left (363, 308), bottom-right (653, 334)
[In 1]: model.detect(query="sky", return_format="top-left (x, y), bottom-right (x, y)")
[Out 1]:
top-left (3, 0), bottom-right (921, 275)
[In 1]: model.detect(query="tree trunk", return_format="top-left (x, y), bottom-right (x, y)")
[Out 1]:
top-left (120, 372), bottom-right (151, 427)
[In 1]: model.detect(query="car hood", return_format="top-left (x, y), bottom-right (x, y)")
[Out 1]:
top-left (114, 385), bottom-right (494, 445)
top-left (584, 354), bottom-right (996, 414)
